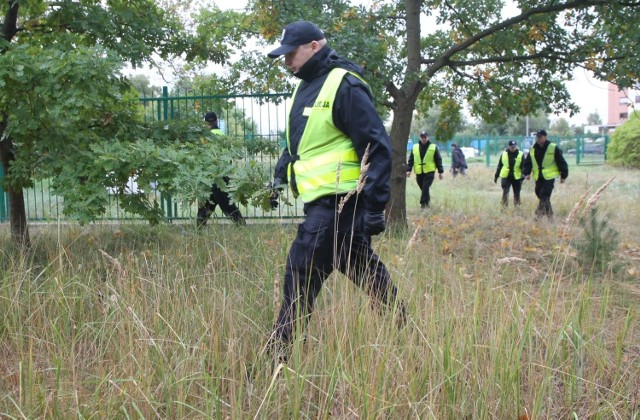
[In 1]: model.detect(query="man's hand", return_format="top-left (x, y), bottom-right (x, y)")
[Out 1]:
top-left (494, 176), bottom-right (498, 184)
top-left (560, 177), bottom-right (566, 184)
top-left (363, 210), bottom-right (386, 236)
top-left (406, 171), bottom-right (411, 178)
top-left (525, 175), bottom-right (531, 181)
top-left (269, 189), bottom-right (279, 209)
top-left (268, 178), bottom-right (285, 210)
top-left (438, 173), bottom-right (444, 180)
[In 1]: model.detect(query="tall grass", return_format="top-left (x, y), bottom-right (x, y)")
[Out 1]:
top-left (1, 165), bottom-right (639, 418)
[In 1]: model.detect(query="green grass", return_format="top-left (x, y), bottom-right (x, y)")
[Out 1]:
top-left (1, 164), bottom-right (639, 418)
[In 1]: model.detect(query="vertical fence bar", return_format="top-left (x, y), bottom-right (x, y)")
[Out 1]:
top-left (159, 86), bottom-right (173, 221)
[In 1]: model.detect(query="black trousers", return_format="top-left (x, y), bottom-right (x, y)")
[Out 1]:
top-left (500, 178), bottom-right (522, 207)
top-left (534, 178), bottom-right (555, 218)
top-left (197, 178), bottom-right (245, 226)
top-left (416, 172), bottom-right (435, 207)
top-left (270, 201), bottom-right (405, 351)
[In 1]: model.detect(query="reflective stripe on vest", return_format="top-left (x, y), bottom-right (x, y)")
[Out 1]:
top-left (412, 143), bottom-right (436, 174)
top-left (530, 143), bottom-right (560, 181)
top-left (499, 150), bottom-right (523, 179)
top-left (210, 128), bottom-right (224, 136)
top-left (287, 68), bottom-right (362, 202)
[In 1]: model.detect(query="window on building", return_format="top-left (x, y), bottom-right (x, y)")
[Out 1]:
top-left (619, 97), bottom-right (630, 105)
top-left (620, 112), bottom-right (628, 119)
top-left (635, 95), bottom-right (640, 103)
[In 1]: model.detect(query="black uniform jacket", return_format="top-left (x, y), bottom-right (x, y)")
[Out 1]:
top-left (273, 46), bottom-right (392, 212)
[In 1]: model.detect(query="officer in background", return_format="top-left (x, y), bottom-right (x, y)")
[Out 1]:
top-left (196, 112), bottom-right (246, 227)
top-left (406, 131), bottom-right (444, 209)
top-left (523, 129), bottom-right (569, 220)
top-left (266, 20), bottom-right (406, 361)
top-left (450, 143), bottom-right (468, 177)
top-left (494, 140), bottom-right (524, 208)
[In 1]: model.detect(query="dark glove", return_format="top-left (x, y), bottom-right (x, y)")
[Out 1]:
top-left (363, 210), bottom-right (386, 236)
top-left (268, 179), bottom-right (283, 210)
top-left (494, 176), bottom-right (498, 184)
top-left (269, 189), bottom-right (279, 209)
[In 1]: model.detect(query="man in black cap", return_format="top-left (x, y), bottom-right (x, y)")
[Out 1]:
top-left (266, 20), bottom-right (406, 361)
top-left (406, 131), bottom-right (444, 209)
top-left (196, 111), bottom-right (246, 227)
top-left (494, 140), bottom-right (525, 208)
top-left (523, 129), bottom-right (569, 219)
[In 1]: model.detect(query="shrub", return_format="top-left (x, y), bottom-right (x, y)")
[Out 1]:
top-left (607, 111), bottom-right (640, 168)
top-left (574, 207), bottom-right (619, 273)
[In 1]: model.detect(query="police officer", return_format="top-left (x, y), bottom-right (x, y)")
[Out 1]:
top-left (523, 130), bottom-right (569, 219)
top-left (266, 20), bottom-right (406, 361)
top-left (494, 140), bottom-right (524, 207)
top-left (406, 132), bottom-right (444, 209)
top-left (196, 112), bottom-right (246, 227)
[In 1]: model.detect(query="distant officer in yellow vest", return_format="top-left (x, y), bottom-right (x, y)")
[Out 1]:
top-left (523, 129), bottom-right (569, 219)
top-left (196, 112), bottom-right (246, 227)
top-left (494, 140), bottom-right (524, 207)
top-left (406, 131), bottom-right (444, 209)
top-left (266, 21), bottom-right (406, 362)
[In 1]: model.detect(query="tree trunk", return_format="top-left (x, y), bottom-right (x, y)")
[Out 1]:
top-left (0, 117), bottom-right (30, 248)
top-left (1, 0), bottom-right (29, 248)
top-left (387, 96), bottom-right (420, 230)
top-left (385, 0), bottom-right (424, 231)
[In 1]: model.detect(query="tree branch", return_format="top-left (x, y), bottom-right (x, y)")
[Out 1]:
top-left (2, 0), bottom-right (20, 45)
top-left (424, 0), bottom-right (626, 75)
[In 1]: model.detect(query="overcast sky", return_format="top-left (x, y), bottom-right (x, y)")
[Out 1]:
top-left (211, 0), bottom-right (610, 126)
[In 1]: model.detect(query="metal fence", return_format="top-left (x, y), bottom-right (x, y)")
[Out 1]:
top-left (1, 89), bottom-right (610, 222)
top-left (1, 90), bottom-right (302, 223)
top-left (414, 133), bottom-right (610, 168)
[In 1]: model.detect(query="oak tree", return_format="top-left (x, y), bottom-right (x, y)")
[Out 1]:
top-left (240, 0), bottom-right (640, 228)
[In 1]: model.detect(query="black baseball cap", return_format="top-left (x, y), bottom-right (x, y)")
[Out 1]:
top-left (420, 131), bottom-right (429, 137)
top-left (536, 129), bottom-right (547, 137)
top-left (267, 21), bottom-right (325, 58)
top-left (204, 112), bottom-right (217, 122)
top-left (508, 140), bottom-right (517, 146)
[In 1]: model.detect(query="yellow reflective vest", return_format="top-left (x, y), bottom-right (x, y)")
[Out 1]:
top-left (530, 143), bottom-right (560, 181)
top-left (499, 150), bottom-right (523, 179)
top-left (287, 68), bottom-right (362, 203)
top-left (412, 143), bottom-right (436, 174)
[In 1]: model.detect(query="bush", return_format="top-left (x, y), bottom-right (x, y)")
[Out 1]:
top-left (607, 111), bottom-right (640, 168)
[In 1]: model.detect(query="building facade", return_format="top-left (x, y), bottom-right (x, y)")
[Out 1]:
top-left (607, 82), bottom-right (640, 126)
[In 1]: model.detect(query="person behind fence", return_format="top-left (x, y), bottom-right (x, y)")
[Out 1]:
top-left (265, 20), bottom-right (406, 362)
top-left (450, 143), bottom-right (468, 177)
top-left (196, 112), bottom-right (246, 227)
top-left (406, 131), bottom-right (444, 209)
top-left (523, 129), bottom-right (568, 220)
top-left (494, 140), bottom-right (524, 207)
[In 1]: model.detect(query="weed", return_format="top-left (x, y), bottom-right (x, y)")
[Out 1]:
top-left (574, 207), bottom-right (620, 273)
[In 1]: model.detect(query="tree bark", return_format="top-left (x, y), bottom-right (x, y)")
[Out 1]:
top-left (387, 93), bottom-right (421, 230)
top-left (1, 2), bottom-right (30, 248)
top-left (0, 119), bottom-right (30, 248)
top-left (385, 0), bottom-right (425, 230)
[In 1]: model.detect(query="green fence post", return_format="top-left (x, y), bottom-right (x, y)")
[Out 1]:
top-left (485, 138), bottom-right (491, 167)
top-left (0, 165), bottom-right (6, 221)
top-left (576, 135), bottom-right (581, 166)
top-left (159, 86), bottom-right (174, 221)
